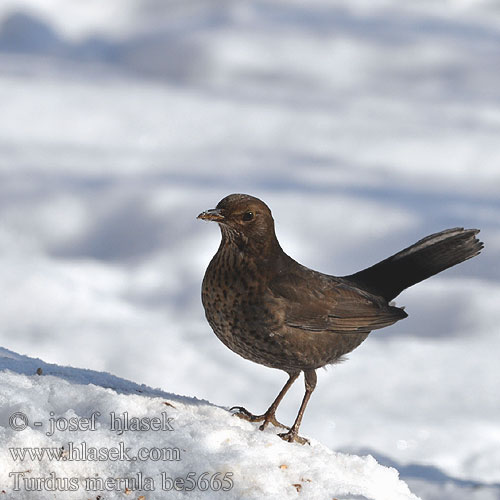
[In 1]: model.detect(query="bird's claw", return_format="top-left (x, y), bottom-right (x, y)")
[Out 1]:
top-left (230, 406), bottom-right (289, 430)
top-left (278, 430), bottom-right (310, 445)
top-left (230, 406), bottom-right (254, 419)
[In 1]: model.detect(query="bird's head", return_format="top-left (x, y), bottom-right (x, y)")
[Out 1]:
top-left (197, 193), bottom-right (278, 250)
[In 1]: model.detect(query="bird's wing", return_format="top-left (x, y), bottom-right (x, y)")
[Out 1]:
top-left (268, 271), bottom-right (407, 334)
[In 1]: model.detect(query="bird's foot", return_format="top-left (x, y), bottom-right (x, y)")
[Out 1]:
top-left (278, 430), bottom-right (310, 445)
top-left (230, 406), bottom-right (289, 430)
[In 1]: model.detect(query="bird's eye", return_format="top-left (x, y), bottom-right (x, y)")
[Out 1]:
top-left (242, 211), bottom-right (254, 222)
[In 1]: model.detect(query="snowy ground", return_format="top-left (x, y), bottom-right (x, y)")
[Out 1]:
top-left (1, 1), bottom-right (500, 499)
top-left (0, 348), bottom-right (419, 500)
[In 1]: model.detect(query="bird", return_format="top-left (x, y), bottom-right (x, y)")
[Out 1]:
top-left (197, 193), bottom-right (483, 444)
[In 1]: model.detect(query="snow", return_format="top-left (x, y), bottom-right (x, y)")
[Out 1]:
top-left (1, 1), bottom-right (500, 499)
top-left (0, 348), bottom-right (418, 500)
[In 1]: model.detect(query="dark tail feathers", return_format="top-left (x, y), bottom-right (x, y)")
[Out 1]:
top-left (345, 228), bottom-right (483, 302)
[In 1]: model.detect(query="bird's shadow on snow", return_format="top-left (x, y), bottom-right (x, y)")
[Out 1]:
top-left (346, 447), bottom-right (500, 492)
top-left (0, 346), bottom-right (210, 407)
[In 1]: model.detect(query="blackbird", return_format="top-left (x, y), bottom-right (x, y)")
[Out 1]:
top-left (198, 193), bottom-right (483, 444)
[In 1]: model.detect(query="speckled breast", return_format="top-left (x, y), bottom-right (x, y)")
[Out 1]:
top-left (201, 247), bottom-right (289, 369)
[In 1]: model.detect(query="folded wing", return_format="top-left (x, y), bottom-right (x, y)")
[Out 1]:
top-left (268, 270), bottom-right (407, 335)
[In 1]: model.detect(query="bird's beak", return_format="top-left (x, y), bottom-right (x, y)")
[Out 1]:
top-left (197, 208), bottom-right (225, 222)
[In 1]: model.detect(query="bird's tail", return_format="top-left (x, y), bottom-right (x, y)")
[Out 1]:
top-left (345, 228), bottom-right (483, 302)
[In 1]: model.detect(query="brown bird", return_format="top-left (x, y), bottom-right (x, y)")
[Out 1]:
top-left (198, 194), bottom-right (483, 444)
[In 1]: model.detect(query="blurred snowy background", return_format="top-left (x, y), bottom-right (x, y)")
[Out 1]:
top-left (0, 0), bottom-right (499, 498)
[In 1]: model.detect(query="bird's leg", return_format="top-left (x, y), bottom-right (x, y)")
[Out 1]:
top-left (231, 371), bottom-right (300, 430)
top-left (279, 369), bottom-right (317, 445)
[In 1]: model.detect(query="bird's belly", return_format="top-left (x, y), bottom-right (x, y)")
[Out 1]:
top-left (201, 267), bottom-right (300, 369)
top-left (202, 280), bottom-right (277, 367)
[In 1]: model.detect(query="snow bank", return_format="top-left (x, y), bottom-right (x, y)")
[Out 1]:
top-left (0, 348), bottom-right (419, 500)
